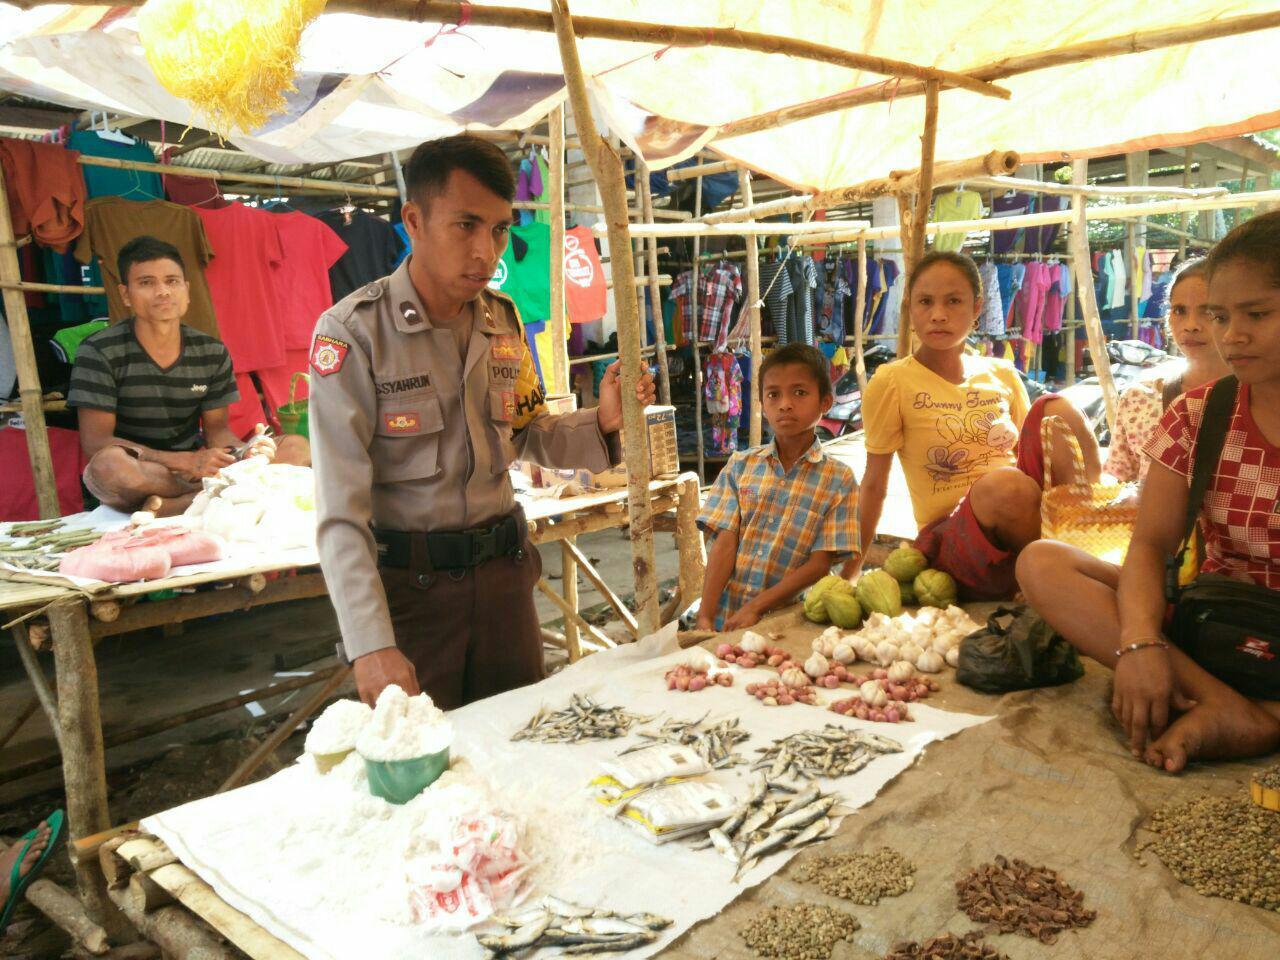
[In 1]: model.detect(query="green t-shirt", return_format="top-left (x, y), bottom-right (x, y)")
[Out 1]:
top-left (533, 153), bottom-right (551, 226)
top-left (489, 222), bottom-right (550, 325)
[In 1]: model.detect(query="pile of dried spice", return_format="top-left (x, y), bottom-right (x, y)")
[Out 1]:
top-left (1146, 793), bottom-right (1280, 910)
top-left (739, 903), bottom-right (860, 960)
top-left (793, 846), bottom-right (917, 905)
top-left (882, 931), bottom-right (1009, 960)
top-left (955, 856), bottom-right (1096, 943)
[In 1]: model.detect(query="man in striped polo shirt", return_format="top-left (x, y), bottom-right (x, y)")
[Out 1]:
top-left (68, 236), bottom-right (280, 515)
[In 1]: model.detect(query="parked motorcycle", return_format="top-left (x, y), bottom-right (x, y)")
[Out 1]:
top-left (816, 345), bottom-right (895, 439)
top-left (1058, 339), bottom-right (1183, 446)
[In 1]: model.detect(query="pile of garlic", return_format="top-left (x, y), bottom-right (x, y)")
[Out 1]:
top-left (811, 605), bottom-right (981, 673)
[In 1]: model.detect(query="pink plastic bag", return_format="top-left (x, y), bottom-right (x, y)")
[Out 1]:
top-left (59, 544), bottom-right (171, 582)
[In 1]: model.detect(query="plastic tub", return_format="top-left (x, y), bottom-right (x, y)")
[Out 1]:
top-left (364, 747), bottom-right (450, 804)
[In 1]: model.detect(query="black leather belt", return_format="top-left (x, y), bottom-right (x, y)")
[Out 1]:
top-left (373, 513), bottom-right (523, 571)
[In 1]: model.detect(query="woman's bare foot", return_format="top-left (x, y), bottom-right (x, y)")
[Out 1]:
top-left (1144, 699), bottom-right (1280, 773)
top-left (0, 821), bottom-right (50, 904)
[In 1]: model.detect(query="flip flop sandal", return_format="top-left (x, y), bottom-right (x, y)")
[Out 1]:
top-left (0, 809), bottom-right (67, 935)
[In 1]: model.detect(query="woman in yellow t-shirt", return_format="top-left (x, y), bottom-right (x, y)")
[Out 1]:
top-left (849, 252), bottom-right (1100, 600)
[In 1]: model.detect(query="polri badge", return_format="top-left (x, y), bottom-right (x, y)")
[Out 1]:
top-left (310, 335), bottom-right (350, 376)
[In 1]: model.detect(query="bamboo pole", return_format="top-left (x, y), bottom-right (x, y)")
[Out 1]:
top-left (691, 174), bottom-right (706, 481)
top-left (0, 280), bottom-right (107, 295)
top-left (547, 105), bottom-right (568, 396)
top-left (1068, 159), bottom-right (1119, 428)
top-left (77, 154), bottom-right (398, 198)
top-left (551, 0), bottom-right (659, 637)
top-left (559, 540), bottom-right (580, 661)
top-left (536, 578), bottom-right (617, 650)
top-left (562, 538), bottom-right (639, 639)
top-left (910, 81), bottom-right (940, 269)
top-left (961, 174), bottom-right (1226, 200)
top-left (700, 151), bottom-right (1018, 223)
top-left (853, 237), bottom-right (869, 394)
top-left (1127, 221), bottom-right (1140, 338)
top-left (637, 163), bottom-right (672, 406)
top-left (674, 475), bottom-right (705, 622)
top-left (716, 9), bottom-right (1280, 138)
top-left (666, 160), bottom-right (741, 182)
top-left (597, 218), bottom-right (871, 239)
top-left (895, 195), bottom-right (916, 359)
top-left (741, 171), bottom-right (763, 446)
top-left (13, 623), bottom-right (62, 749)
top-left (0, 166), bottom-right (59, 518)
top-left (1180, 147), bottom-right (1193, 259)
top-left (1064, 277), bottom-right (1077, 387)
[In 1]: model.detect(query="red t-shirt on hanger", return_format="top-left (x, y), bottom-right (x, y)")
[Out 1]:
top-left (269, 210), bottom-right (348, 349)
top-left (195, 203), bottom-right (287, 373)
top-left (563, 225), bottom-right (607, 324)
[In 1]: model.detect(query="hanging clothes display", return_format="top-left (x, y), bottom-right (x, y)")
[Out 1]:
top-left (74, 196), bottom-right (219, 338)
top-left (1041, 262), bottom-right (1071, 333)
top-left (990, 191), bottom-right (1032, 254)
top-left (1107, 248), bottom-right (1128, 310)
top-left (702, 260), bottom-right (744, 349)
top-left (0, 138), bottom-right (86, 252)
top-left (785, 255), bottom-right (817, 345)
top-left (563, 225), bottom-right (607, 324)
top-left (704, 350), bottom-right (743, 455)
top-left (930, 188), bottom-right (984, 252)
top-left (1013, 260), bottom-right (1053, 344)
top-left (489, 221), bottom-right (551, 325)
top-left (758, 258), bottom-right (794, 341)
top-left (1023, 196), bottom-right (1068, 253)
top-left (978, 261), bottom-right (1004, 335)
top-left (871, 258), bottom-right (900, 334)
top-left (317, 208), bottom-right (404, 302)
top-left (66, 128), bottom-right (163, 201)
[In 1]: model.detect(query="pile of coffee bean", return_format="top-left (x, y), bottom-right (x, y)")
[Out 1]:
top-left (1147, 794), bottom-right (1280, 910)
top-left (1256, 762), bottom-right (1280, 790)
top-left (739, 903), bottom-right (860, 960)
top-left (955, 856), bottom-right (1096, 944)
top-left (882, 931), bottom-right (1009, 960)
top-left (793, 847), bottom-right (917, 905)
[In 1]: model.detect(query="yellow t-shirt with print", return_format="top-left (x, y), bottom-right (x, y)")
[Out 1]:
top-left (862, 355), bottom-right (1030, 527)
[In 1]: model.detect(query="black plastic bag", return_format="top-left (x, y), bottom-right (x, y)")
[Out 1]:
top-left (955, 605), bottom-right (1084, 694)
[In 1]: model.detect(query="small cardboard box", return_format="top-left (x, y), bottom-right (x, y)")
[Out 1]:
top-left (590, 404), bottom-right (679, 486)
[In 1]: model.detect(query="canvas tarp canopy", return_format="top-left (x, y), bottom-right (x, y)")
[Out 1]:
top-left (1, 1), bottom-right (1279, 189)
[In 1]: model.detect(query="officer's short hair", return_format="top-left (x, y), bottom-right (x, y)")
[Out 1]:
top-left (118, 235), bottom-right (185, 285)
top-left (405, 134), bottom-right (516, 207)
top-left (759, 343), bottom-right (832, 400)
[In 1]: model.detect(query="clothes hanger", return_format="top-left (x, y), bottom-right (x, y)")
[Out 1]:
top-left (340, 189), bottom-right (356, 225)
top-left (93, 112), bottom-right (136, 145)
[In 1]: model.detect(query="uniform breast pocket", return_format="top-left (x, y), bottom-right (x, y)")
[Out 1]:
top-left (371, 389), bottom-right (445, 483)
top-left (487, 387), bottom-right (518, 475)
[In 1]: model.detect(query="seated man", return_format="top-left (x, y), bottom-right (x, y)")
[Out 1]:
top-left (697, 343), bottom-right (859, 630)
top-left (68, 235), bottom-right (306, 516)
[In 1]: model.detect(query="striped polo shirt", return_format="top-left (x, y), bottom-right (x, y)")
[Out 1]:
top-left (68, 320), bottom-right (238, 451)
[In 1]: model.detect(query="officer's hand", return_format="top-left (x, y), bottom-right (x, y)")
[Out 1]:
top-left (353, 647), bottom-right (421, 706)
top-left (596, 360), bottom-right (658, 434)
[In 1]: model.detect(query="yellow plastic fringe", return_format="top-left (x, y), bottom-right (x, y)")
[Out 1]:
top-left (138, 0), bottom-right (328, 137)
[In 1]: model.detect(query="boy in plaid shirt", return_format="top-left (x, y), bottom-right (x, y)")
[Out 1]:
top-left (697, 344), bottom-right (859, 630)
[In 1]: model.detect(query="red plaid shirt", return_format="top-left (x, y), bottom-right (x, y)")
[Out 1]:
top-left (672, 263), bottom-right (743, 348)
top-left (1144, 381), bottom-right (1280, 589)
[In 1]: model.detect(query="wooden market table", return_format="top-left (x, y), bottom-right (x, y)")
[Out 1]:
top-left (2, 472), bottom-right (706, 940)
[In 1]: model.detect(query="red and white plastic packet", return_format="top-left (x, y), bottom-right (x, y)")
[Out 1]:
top-left (405, 813), bottom-right (532, 930)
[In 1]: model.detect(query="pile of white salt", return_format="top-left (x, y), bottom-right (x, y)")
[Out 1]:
top-left (356, 684), bottom-right (453, 762)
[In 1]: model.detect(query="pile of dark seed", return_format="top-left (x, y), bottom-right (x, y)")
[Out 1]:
top-left (740, 903), bottom-right (860, 960)
top-left (793, 846), bottom-right (917, 905)
top-left (955, 856), bottom-right (1096, 943)
top-left (882, 931), bottom-right (1009, 960)
top-left (1147, 794), bottom-right (1280, 910)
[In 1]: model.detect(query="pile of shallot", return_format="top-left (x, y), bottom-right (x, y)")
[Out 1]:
top-left (745, 677), bottom-right (819, 707)
top-left (828, 668), bottom-right (940, 723)
top-left (715, 630), bottom-right (788, 669)
top-left (664, 662), bottom-right (733, 692)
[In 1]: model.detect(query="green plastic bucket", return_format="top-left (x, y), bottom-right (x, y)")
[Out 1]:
top-left (364, 747), bottom-right (450, 804)
top-left (276, 372), bottom-right (310, 439)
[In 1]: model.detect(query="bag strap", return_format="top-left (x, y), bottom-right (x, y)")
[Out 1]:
top-left (1166, 376), bottom-right (1239, 599)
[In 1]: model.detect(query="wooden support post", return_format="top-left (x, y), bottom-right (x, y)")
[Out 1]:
top-left (741, 170), bottom-right (763, 446)
top-left (216, 664), bottom-right (352, 793)
top-left (1065, 278), bottom-right (1077, 386)
top-left (1068, 160), bottom-right (1119, 429)
top-left (560, 539), bottom-right (580, 661)
top-left (691, 175), bottom-right (706, 481)
top-left (1180, 147), bottom-right (1194, 260)
top-left (853, 238), bottom-right (869, 393)
top-left (895, 192), bottom-right (915, 358)
top-left (47, 599), bottom-right (125, 937)
top-left (0, 165), bottom-right (59, 517)
top-left (551, 0), bottom-right (660, 637)
top-left (548, 104), bottom-right (569, 396)
top-left (13, 623), bottom-right (62, 749)
top-left (674, 475), bottom-right (705, 623)
top-left (910, 81), bottom-right (941, 268)
top-left (562, 538), bottom-right (638, 639)
top-left (637, 162), bottom-right (672, 406)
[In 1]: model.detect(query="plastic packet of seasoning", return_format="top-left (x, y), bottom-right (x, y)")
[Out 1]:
top-left (618, 780), bottom-right (737, 844)
top-left (599, 744), bottom-right (709, 788)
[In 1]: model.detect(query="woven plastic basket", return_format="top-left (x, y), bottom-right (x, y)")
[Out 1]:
top-left (1040, 415), bottom-right (1138, 566)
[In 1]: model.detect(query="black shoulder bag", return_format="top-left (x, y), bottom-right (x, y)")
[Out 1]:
top-left (1165, 376), bottom-right (1280, 700)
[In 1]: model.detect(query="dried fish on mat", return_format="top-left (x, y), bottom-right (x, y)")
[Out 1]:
top-left (477, 896), bottom-right (671, 956)
top-left (689, 772), bottom-right (843, 882)
top-left (751, 725), bottom-right (903, 781)
top-left (511, 694), bottom-right (656, 744)
top-left (621, 714), bottom-right (750, 768)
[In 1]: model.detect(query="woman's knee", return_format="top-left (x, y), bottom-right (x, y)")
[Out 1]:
top-left (970, 467), bottom-right (1040, 523)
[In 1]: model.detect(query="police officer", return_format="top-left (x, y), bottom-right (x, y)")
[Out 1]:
top-left (310, 135), bottom-right (655, 708)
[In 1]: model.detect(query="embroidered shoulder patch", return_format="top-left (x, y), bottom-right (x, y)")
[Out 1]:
top-left (490, 336), bottom-right (523, 361)
top-left (310, 335), bottom-right (350, 376)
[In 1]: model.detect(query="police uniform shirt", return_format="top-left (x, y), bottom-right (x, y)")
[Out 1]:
top-left (309, 258), bottom-right (619, 661)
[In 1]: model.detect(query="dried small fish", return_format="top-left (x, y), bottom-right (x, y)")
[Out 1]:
top-left (778, 783), bottom-right (821, 817)
top-left (753, 725), bottom-right (903, 780)
top-left (772, 796), bottom-right (837, 832)
top-left (737, 800), bottom-right (778, 839)
top-left (476, 899), bottom-right (670, 958)
top-left (511, 694), bottom-right (654, 744)
top-left (787, 816), bottom-right (832, 848)
top-left (710, 828), bottom-right (741, 863)
top-left (623, 715), bottom-right (750, 768)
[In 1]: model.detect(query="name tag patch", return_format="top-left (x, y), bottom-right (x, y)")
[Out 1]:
top-left (490, 336), bottom-right (522, 361)
top-left (383, 411), bottom-right (421, 434)
top-left (311, 335), bottom-right (350, 376)
top-left (376, 374), bottom-right (430, 396)
top-left (490, 361), bottom-right (519, 384)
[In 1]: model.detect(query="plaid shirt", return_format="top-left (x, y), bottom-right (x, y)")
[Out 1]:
top-left (673, 263), bottom-right (744, 349)
top-left (698, 437), bottom-right (859, 628)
